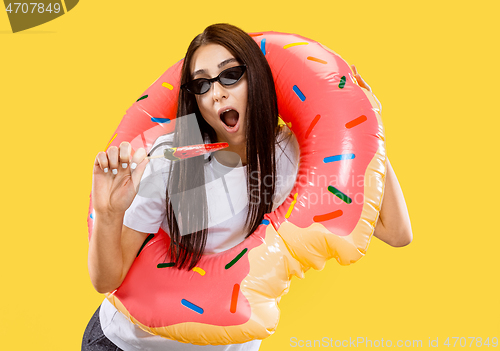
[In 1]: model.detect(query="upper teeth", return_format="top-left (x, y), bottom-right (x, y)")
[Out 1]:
top-left (221, 108), bottom-right (233, 115)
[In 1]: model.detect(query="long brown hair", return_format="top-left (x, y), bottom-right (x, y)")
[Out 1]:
top-left (165, 23), bottom-right (279, 269)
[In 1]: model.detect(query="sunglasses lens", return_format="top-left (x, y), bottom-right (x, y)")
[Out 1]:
top-left (220, 66), bottom-right (245, 85)
top-left (185, 80), bottom-right (210, 94)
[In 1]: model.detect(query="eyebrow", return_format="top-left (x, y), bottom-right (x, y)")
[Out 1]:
top-left (192, 58), bottom-right (239, 78)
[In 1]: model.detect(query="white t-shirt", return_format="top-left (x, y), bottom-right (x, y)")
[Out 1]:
top-left (100, 131), bottom-right (299, 351)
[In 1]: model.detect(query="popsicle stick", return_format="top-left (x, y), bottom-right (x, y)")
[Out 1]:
top-left (146, 154), bottom-right (165, 160)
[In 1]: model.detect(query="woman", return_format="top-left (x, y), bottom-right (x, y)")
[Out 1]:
top-left (84, 23), bottom-right (412, 351)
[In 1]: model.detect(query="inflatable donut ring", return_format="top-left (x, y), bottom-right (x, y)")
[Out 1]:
top-left (87, 31), bottom-right (386, 345)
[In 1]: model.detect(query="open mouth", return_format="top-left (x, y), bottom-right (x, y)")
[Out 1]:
top-left (219, 109), bottom-right (240, 130)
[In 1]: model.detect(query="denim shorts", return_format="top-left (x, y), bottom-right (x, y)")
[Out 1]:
top-left (82, 306), bottom-right (124, 351)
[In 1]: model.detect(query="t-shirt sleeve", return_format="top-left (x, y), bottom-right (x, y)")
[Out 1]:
top-left (123, 134), bottom-right (173, 234)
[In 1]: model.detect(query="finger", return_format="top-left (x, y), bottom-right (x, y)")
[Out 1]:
top-left (356, 73), bottom-right (372, 92)
top-left (130, 148), bottom-right (147, 171)
top-left (119, 142), bottom-right (132, 170)
top-left (94, 151), bottom-right (109, 173)
top-left (351, 65), bottom-right (372, 91)
top-left (107, 146), bottom-right (119, 175)
top-left (131, 155), bottom-right (149, 190)
top-left (351, 65), bottom-right (358, 76)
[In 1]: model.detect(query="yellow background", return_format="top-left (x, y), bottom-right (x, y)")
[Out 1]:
top-left (1, 0), bottom-right (498, 349)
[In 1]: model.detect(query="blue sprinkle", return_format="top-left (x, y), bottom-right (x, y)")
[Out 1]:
top-left (260, 38), bottom-right (266, 56)
top-left (292, 85), bottom-right (306, 101)
top-left (90, 212), bottom-right (94, 219)
top-left (261, 219), bottom-right (270, 225)
top-left (151, 118), bottom-right (170, 124)
top-left (181, 299), bottom-right (204, 314)
top-left (323, 153), bottom-right (355, 163)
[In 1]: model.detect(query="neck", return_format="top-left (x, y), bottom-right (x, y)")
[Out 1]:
top-left (213, 143), bottom-right (247, 167)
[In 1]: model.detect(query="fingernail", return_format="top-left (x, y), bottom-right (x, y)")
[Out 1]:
top-left (103, 168), bottom-right (108, 173)
top-left (122, 163), bottom-right (128, 169)
top-left (112, 169), bottom-right (118, 175)
top-left (130, 162), bottom-right (137, 170)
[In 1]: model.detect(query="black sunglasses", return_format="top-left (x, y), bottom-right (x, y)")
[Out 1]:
top-left (181, 65), bottom-right (247, 95)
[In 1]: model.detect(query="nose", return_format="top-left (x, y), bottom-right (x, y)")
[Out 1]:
top-left (212, 81), bottom-right (228, 102)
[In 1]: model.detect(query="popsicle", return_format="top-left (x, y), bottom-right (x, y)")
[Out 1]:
top-left (147, 142), bottom-right (229, 161)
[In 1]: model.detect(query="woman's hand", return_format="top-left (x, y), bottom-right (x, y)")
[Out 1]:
top-left (92, 142), bottom-right (149, 216)
top-left (350, 66), bottom-right (412, 246)
top-left (89, 142), bottom-right (150, 293)
top-left (373, 159), bottom-right (413, 247)
top-left (351, 65), bottom-right (382, 113)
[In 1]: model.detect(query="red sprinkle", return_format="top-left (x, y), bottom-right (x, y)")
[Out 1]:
top-left (313, 210), bottom-right (343, 222)
top-left (230, 284), bottom-right (240, 313)
top-left (305, 114), bottom-right (321, 139)
top-left (345, 115), bottom-right (367, 129)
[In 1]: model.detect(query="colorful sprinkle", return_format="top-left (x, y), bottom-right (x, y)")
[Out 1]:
top-left (192, 267), bottom-right (206, 276)
top-left (230, 284), bottom-right (240, 313)
top-left (292, 85), bottom-right (306, 101)
top-left (328, 186), bottom-right (352, 204)
top-left (339, 76), bottom-right (346, 89)
top-left (181, 299), bottom-right (204, 314)
top-left (225, 248), bottom-right (248, 269)
top-left (260, 38), bottom-right (266, 56)
top-left (136, 95), bottom-right (148, 102)
top-left (89, 212), bottom-right (94, 219)
top-left (157, 262), bottom-right (175, 268)
top-left (261, 219), bottom-right (270, 225)
top-left (162, 82), bottom-right (173, 90)
top-left (313, 210), bottom-right (343, 222)
top-left (285, 193), bottom-right (298, 219)
top-left (277, 117), bottom-right (286, 127)
top-left (345, 115), bottom-right (367, 129)
top-left (105, 133), bottom-right (117, 150)
top-left (249, 33), bottom-right (263, 37)
top-left (305, 114), bottom-right (321, 139)
top-left (323, 153), bottom-right (355, 163)
top-left (151, 117), bottom-right (170, 123)
top-left (307, 56), bottom-right (327, 64)
top-left (283, 42), bottom-right (309, 49)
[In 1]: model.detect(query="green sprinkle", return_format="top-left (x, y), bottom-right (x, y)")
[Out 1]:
top-left (157, 262), bottom-right (175, 268)
top-left (136, 95), bottom-right (148, 102)
top-left (339, 76), bottom-right (346, 89)
top-left (225, 248), bottom-right (248, 269)
top-left (328, 186), bottom-right (352, 204)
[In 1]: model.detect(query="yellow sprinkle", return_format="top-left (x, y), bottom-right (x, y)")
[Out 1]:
top-left (278, 117), bottom-right (292, 129)
top-left (105, 134), bottom-right (117, 151)
top-left (283, 42), bottom-right (309, 50)
top-left (162, 82), bottom-right (173, 90)
top-left (285, 193), bottom-right (298, 219)
top-left (192, 267), bottom-right (206, 276)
